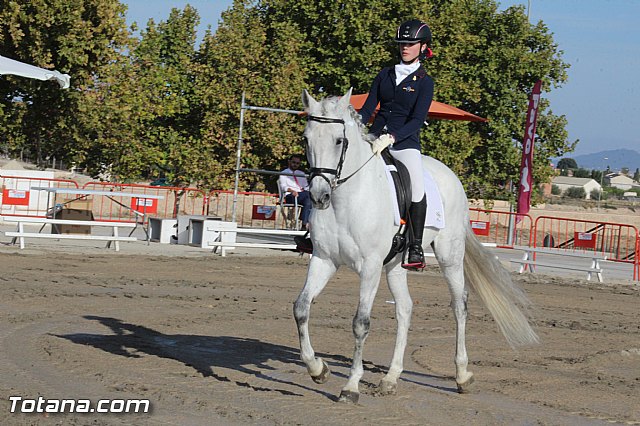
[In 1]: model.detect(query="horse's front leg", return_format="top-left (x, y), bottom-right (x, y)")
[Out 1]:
top-left (378, 260), bottom-right (411, 395)
top-left (441, 262), bottom-right (474, 392)
top-left (294, 256), bottom-right (337, 384)
top-left (339, 261), bottom-right (383, 404)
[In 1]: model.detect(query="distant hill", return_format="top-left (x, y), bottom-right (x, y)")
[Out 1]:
top-left (557, 149), bottom-right (640, 172)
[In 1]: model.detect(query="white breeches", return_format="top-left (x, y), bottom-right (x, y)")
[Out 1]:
top-left (390, 148), bottom-right (424, 202)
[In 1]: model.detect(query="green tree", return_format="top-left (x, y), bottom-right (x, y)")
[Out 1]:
top-left (573, 168), bottom-right (590, 178)
top-left (557, 157), bottom-right (577, 170)
top-left (75, 5), bottom-right (207, 187)
top-left (196, 0), bottom-right (308, 190)
top-left (423, 1), bottom-right (572, 200)
top-left (564, 186), bottom-right (585, 199)
top-left (116, 5), bottom-right (202, 185)
top-left (0, 0), bottom-right (577, 199)
top-left (0, 0), bottom-right (131, 167)
top-left (230, 0), bottom-right (572, 198)
top-left (634, 168), bottom-right (640, 182)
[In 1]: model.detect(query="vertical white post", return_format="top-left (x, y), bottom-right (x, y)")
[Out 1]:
top-left (507, 180), bottom-right (516, 245)
top-left (114, 226), bottom-right (120, 252)
top-left (18, 222), bottom-right (25, 249)
top-left (231, 92), bottom-right (246, 224)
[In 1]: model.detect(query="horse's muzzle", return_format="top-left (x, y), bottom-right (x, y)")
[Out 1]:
top-left (310, 191), bottom-right (330, 209)
top-left (309, 180), bottom-right (331, 209)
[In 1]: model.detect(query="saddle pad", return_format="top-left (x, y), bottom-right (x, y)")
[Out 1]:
top-left (423, 168), bottom-right (445, 229)
top-left (384, 164), bottom-right (445, 229)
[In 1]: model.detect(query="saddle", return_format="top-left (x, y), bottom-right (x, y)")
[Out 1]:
top-left (381, 150), bottom-right (413, 264)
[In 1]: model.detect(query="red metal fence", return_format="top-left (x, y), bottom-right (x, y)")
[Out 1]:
top-left (207, 190), bottom-right (280, 229)
top-left (81, 182), bottom-right (206, 222)
top-left (2, 176), bottom-right (638, 280)
top-left (469, 208), bottom-right (533, 247)
top-left (0, 174), bottom-right (79, 217)
top-left (531, 215), bottom-right (639, 280)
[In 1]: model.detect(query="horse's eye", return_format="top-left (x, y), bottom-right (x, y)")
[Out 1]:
top-left (336, 137), bottom-right (346, 146)
top-left (302, 136), bottom-right (309, 147)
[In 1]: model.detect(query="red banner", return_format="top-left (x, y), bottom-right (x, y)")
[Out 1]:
top-left (516, 80), bottom-right (542, 222)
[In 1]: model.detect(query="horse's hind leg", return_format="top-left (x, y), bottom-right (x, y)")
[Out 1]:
top-left (440, 260), bottom-right (474, 393)
top-left (339, 263), bottom-right (383, 404)
top-left (294, 256), bottom-right (337, 383)
top-left (378, 261), bottom-right (411, 395)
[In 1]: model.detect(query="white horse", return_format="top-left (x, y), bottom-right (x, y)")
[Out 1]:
top-left (294, 89), bottom-right (539, 404)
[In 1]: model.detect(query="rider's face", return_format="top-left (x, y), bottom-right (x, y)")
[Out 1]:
top-left (398, 42), bottom-right (422, 63)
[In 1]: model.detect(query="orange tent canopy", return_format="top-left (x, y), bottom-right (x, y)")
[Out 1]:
top-left (349, 93), bottom-right (487, 122)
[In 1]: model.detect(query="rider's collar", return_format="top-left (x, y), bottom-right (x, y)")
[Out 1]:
top-left (388, 65), bottom-right (426, 80)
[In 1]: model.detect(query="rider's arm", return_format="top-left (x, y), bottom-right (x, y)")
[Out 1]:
top-left (359, 69), bottom-right (385, 125)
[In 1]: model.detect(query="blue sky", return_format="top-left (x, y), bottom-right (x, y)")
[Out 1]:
top-left (123, 0), bottom-right (640, 156)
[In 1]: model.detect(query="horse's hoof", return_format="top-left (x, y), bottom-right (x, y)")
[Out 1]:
top-left (311, 360), bottom-right (330, 384)
top-left (377, 379), bottom-right (397, 395)
top-left (456, 375), bottom-right (475, 393)
top-left (338, 390), bottom-right (359, 404)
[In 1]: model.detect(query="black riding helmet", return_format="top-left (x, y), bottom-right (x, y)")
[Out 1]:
top-left (394, 19), bottom-right (432, 45)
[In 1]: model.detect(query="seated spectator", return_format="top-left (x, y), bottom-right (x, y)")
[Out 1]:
top-left (278, 154), bottom-right (312, 230)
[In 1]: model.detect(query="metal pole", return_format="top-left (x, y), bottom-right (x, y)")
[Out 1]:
top-left (231, 92), bottom-right (246, 223)
top-left (598, 156), bottom-right (608, 211)
top-left (230, 98), bottom-right (304, 223)
top-left (244, 105), bottom-right (302, 115)
top-left (527, 0), bottom-right (531, 20)
top-left (238, 168), bottom-right (309, 178)
top-left (506, 179), bottom-right (516, 245)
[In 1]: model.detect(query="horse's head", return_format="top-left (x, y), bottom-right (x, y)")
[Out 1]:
top-left (302, 88), bottom-right (364, 209)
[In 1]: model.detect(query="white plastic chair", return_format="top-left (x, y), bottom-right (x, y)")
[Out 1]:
top-left (277, 185), bottom-right (302, 230)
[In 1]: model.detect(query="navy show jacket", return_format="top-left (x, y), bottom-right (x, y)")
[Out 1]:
top-left (359, 65), bottom-right (434, 151)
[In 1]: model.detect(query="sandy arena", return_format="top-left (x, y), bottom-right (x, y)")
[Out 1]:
top-left (0, 239), bottom-right (638, 425)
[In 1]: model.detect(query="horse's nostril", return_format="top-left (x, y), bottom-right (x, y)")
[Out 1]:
top-left (321, 194), bottom-right (330, 204)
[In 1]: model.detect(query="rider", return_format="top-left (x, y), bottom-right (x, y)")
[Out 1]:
top-left (359, 19), bottom-right (434, 270)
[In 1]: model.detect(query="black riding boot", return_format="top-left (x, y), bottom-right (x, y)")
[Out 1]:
top-left (403, 195), bottom-right (427, 270)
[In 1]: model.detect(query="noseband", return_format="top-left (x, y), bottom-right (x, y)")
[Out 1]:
top-left (307, 115), bottom-right (375, 190)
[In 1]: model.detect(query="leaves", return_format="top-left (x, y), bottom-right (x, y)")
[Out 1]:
top-left (1, 0), bottom-right (575, 200)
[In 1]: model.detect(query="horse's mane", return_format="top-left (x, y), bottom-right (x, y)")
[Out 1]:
top-left (321, 96), bottom-right (373, 142)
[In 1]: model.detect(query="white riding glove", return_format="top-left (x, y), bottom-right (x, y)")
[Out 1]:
top-left (371, 134), bottom-right (394, 156)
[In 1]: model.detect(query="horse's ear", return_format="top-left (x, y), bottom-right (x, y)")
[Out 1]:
top-left (302, 89), bottom-right (319, 111)
top-left (337, 87), bottom-right (353, 111)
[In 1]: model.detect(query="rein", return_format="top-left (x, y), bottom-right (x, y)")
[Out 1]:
top-left (307, 115), bottom-right (375, 190)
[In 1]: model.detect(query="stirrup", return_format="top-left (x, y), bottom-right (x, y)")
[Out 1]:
top-left (402, 260), bottom-right (426, 271)
top-left (402, 244), bottom-right (425, 270)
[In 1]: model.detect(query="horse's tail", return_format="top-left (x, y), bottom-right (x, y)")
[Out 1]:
top-left (463, 226), bottom-right (539, 348)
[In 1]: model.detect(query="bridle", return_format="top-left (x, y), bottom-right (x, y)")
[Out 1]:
top-left (307, 115), bottom-right (375, 190)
